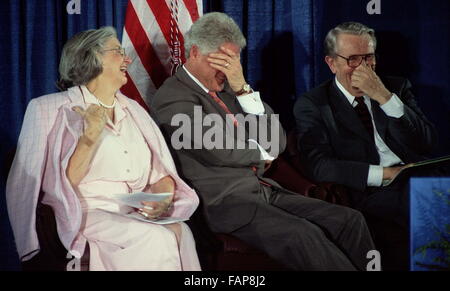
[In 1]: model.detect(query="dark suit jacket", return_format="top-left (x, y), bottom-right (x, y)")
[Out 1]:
top-left (294, 77), bottom-right (437, 193)
top-left (153, 68), bottom-right (286, 233)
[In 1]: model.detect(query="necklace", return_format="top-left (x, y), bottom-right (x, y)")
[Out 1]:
top-left (97, 97), bottom-right (116, 109)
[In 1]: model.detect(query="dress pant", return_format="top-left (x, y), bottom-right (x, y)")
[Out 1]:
top-left (357, 161), bottom-right (450, 224)
top-left (228, 184), bottom-right (376, 271)
top-left (352, 161), bottom-right (450, 270)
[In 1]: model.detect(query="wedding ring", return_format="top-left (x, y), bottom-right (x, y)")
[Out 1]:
top-left (224, 62), bottom-right (230, 67)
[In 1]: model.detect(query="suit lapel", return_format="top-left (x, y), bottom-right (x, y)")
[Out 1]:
top-left (175, 68), bottom-right (241, 115)
top-left (175, 68), bottom-right (210, 98)
top-left (370, 99), bottom-right (388, 141)
top-left (329, 82), bottom-right (373, 143)
top-left (175, 68), bottom-right (224, 113)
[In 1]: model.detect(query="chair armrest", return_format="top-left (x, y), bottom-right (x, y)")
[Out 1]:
top-left (309, 182), bottom-right (352, 207)
top-left (214, 234), bottom-right (263, 254)
top-left (264, 156), bottom-right (316, 196)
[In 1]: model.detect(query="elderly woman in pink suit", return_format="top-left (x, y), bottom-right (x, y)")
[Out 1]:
top-left (6, 27), bottom-right (201, 271)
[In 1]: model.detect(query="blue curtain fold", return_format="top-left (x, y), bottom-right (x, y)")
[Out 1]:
top-left (0, 0), bottom-right (129, 271)
top-left (208, 0), bottom-right (450, 147)
top-left (207, 0), bottom-right (321, 128)
top-left (1, 0), bottom-right (449, 270)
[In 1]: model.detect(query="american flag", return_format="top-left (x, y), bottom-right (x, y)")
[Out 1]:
top-left (121, 0), bottom-right (203, 110)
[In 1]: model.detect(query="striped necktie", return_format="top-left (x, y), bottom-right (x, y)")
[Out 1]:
top-left (209, 92), bottom-right (266, 179)
top-left (354, 96), bottom-right (374, 140)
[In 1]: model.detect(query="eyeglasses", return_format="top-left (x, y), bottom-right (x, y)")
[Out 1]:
top-left (102, 47), bottom-right (126, 57)
top-left (335, 53), bottom-right (377, 68)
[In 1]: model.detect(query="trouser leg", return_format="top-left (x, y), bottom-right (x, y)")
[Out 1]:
top-left (355, 165), bottom-right (450, 270)
top-left (230, 199), bottom-right (358, 270)
top-left (268, 188), bottom-right (376, 271)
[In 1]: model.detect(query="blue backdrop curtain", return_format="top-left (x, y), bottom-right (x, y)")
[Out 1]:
top-left (1, 0), bottom-right (449, 270)
top-left (0, 0), bottom-right (129, 271)
top-left (206, 0), bottom-right (450, 142)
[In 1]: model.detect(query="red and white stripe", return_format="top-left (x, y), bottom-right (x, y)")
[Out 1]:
top-left (121, 0), bottom-right (202, 110)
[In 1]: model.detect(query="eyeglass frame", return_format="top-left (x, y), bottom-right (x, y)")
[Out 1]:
top-left (101, 47), bottom-right (126, 57)
top-left (334, 53), bottom-right (377, 68)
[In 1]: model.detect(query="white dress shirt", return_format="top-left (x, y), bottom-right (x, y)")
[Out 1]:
top-left (183, 66), bottom-right (274, 161)
top-left (335, 78), bottom-right (404, 186)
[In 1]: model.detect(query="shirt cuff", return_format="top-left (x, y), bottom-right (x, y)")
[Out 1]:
top-left (248, 139), bottom-right (275, 161)
top-left (380, 93), bottom-right (404, 118)
top-left (237, 92), bottom-right (265, 115)
top-left (367, 165), bottom-right (383, 187)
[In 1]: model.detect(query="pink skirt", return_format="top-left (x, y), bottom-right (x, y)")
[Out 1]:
top-left (80, 209), bottom-right (201, 271)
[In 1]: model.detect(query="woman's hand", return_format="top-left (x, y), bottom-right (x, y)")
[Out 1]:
top-left (138, 176), bottom-right (175, 219)
top-left (73, 104), bottom-right (107, 144)
top-left (138, 197), bottom-right (173, 220)
top-left (67, 105), bottom-right (107, 186)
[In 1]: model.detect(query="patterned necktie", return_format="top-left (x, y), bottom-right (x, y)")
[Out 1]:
top-left (209, 92), bottom-right (266, 178)
top-left (354, 96), bottom-right (374, 139)
top-left (208, 91), bottom-right (239, 127)
top-left (208, 91), bottom-right (260, 172)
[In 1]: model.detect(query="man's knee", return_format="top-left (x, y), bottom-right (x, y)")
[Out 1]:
top-left (347, 207), bottom-right (365, 222)
top-left (328, 203), bottom-right (367, 225)
top-left (286, 221), bottom-right (327, 246)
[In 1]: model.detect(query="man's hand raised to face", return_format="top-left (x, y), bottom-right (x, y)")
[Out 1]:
top-left (351, 61), bottom-right (392, 105)
top-left (207, 46), bottom-right (247, 93)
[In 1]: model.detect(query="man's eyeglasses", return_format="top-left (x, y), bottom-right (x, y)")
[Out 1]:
top-left (102, 47), bottom-right (126, 57)
top-left (335, 53), bottom-right (377, 68)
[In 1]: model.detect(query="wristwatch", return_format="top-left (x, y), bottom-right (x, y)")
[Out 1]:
top-left (235, 83), bottom-right (253, 96)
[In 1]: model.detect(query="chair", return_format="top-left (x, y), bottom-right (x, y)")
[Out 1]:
top-left (188, 208), bottom-right (289, 271)
top-left (16, 129), bottom-right (350, 271)
top-left (279, 129), bottom-right (351, 207)
top-left (200, 234), bottom-right (288, 271)
top-left (21, 201), bottom-right (90, 271)
top-left (194, 147), bottom-right (348, 271)
top-left (26, 201), bottom-right (287, 271)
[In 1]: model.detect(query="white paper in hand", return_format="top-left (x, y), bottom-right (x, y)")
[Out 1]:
top-left (102, 192), bottom-right (187, 225)
top-left (98, 209), bottom-right (188, 225)
top-left (110, 192), bottom-right (172, 209)
top-left (123, 212), bottom-right (188, 225)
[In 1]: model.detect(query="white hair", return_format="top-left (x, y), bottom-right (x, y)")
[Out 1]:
top-left (185, 12), bottom-right (246, 58)
top-left (324, 22), bottom-right (377, 56)
top-left (57, 26), bottom-right (117, 90)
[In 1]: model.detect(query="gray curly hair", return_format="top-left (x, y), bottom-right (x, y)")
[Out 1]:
top-left (57, 26), bottom-right (117, 91)
top-left (324, 22), bottom-right (377, 56)
top-left (184, 12), bottom-right (246, 58)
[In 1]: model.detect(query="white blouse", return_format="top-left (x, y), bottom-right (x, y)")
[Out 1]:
top-left (76, 86), bottom-right (167, 211)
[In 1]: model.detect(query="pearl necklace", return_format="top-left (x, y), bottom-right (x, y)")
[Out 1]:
top-left (97, 98), bottom-right (116, 109)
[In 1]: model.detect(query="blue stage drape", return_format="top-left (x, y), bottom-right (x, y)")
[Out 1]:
top-left (1, 0), bottom-right (449, 270)
top-left (0, 0), bottom-right (129, 271)
top-left (206, 0), bottom-right (450, 138)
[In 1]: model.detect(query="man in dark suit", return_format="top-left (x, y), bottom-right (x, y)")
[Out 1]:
top-left (294, 22), bottom-right (438, 270)
top-left (153, 13), bottom-right (375, 270)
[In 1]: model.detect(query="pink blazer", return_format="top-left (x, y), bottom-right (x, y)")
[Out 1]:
top-left (6, 86), bottom-right (199, 261)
